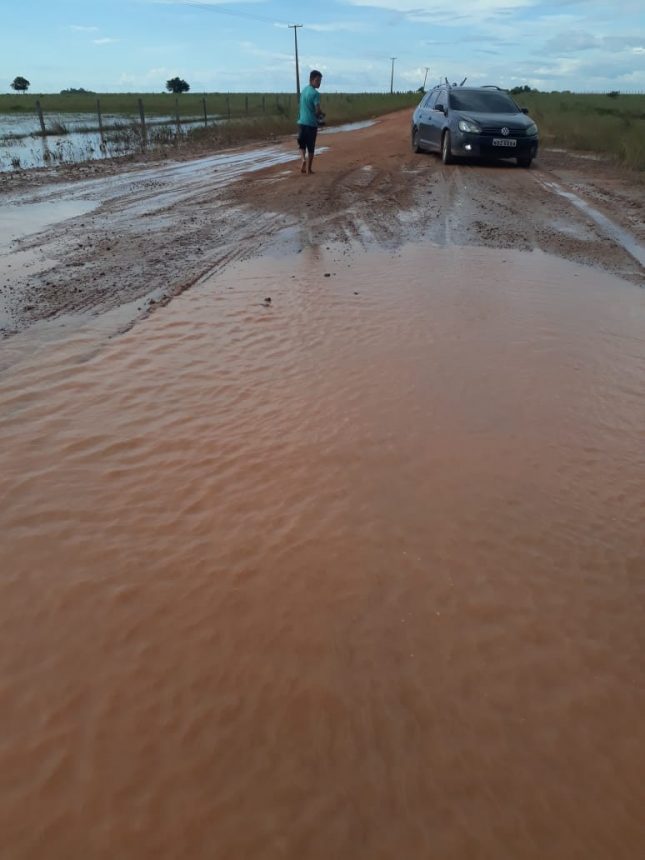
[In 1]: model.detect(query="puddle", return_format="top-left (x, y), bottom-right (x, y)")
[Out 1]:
top-left (0, 200), bottom-right (100, 327)
top-left (0, 199), bottom-right (98, 251)
top-left (321, 119), bottom-right (376, 135)
top-left (2, 145), bottom-right (331, 230)
top-left (544, 180), bottom-right (645, 267)
top-left (1, 244), bottom-right (643, 858)
top-left (0, 112), bottom-right (211, 137)
top-left (0, 113), bottom-right (217, 171)
top-left (0, 130), bottom-right (136, 172)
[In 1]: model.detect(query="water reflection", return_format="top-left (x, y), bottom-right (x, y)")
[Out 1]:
top-left (0, 116), bottom-right (210, 172)
top-left (39, 136), bottom-right (52, 166)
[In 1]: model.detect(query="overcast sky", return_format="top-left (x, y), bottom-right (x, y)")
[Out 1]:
top-left (2, 0), bottom-right (644, 94)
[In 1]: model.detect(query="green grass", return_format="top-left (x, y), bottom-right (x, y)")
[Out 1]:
top-left (0, 90), bottom-right (418, 121)
top-left (513, 92), bottom-right (645, 170)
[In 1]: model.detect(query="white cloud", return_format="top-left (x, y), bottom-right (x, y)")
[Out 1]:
top-left (346, 0), bottom-right (536, 16)
top-left (307, 21), bottom-right (367, 33)
top-left (93, 38), bottom-right (120, 45)
top-left (544, 31), bottom-right (645, 54)
top-left (238, 41), bottom-right (292, 62)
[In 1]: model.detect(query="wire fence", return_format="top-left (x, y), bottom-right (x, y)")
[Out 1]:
top-left (0, 92), bottom-right (421, 140)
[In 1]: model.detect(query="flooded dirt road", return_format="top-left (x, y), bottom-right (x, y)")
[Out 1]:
top-left (1, 242), bottom-right (644, 859)
top-left (0, 110), bottom-right (643, 338)
top-left (1, 113), bottom-right (644, 858)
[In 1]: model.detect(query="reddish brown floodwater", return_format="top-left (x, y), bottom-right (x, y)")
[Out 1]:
top-left (1, 244), bottom-right (644, 859)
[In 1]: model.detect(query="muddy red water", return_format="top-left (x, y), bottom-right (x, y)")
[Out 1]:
top-left (1, 243), bottom-right (644, 859)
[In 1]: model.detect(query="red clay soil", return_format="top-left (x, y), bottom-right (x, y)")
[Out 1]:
top-left (1, 109), bottom-right (643, 335)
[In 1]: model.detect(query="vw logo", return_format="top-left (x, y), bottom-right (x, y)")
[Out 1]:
top-left (501, 127), bottom-right (510, 136)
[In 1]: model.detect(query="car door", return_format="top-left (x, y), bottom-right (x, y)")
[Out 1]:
top-left (427, 88), bottom-right (448, 150)
top-left (417, 92), bottom-right (437, 147)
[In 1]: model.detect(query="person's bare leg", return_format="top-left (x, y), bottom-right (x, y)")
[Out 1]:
top-left (300, 148), bottom-right (307, 173)
top-left (307, 152), bottom-right (315, 174)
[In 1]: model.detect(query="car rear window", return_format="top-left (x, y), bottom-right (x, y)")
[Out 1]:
top-left (449, 91), bottom-right (517, 113)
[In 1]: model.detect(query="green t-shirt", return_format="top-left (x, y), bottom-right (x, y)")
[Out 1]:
top-left (297, 84), bottom-right (320, 127)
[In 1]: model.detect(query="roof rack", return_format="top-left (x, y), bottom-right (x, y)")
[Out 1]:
top-left (480, 85), bottom-right (505, 90)
top-left (443, 77), bottom-right (468, 88)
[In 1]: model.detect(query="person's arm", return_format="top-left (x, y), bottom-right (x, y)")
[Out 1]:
top-left (314, 91), bottom-right (322, 117)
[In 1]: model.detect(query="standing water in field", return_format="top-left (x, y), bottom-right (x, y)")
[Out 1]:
top-left (0, 243), bottom-right (643, 859)
top-left (0, 114), bottom-right (211, 172)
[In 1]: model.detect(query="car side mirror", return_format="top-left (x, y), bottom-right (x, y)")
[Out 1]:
top-left (435, 103), bottom-right (444, 112)
top-left (521, 107), bottom-right (529, 114)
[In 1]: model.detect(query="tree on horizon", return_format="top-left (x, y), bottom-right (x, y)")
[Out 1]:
top-left (166, 77), bottom-right (190, 94)
top-left (11, 76), bottom-right (30, 93)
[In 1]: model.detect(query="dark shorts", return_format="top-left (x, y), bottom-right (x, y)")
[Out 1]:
top-left (297, 124), bottom-right (318, 155)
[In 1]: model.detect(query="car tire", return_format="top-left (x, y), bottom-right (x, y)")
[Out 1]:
top-left (441, 131), bottom-right (454, 165)
top-left (517, 154), bottom-right (533, 168)
top-left (412, 127), bottom-right (423, 153)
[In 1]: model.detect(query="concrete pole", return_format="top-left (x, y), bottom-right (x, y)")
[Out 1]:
top-left (289, 24), bottom-right (303, 98)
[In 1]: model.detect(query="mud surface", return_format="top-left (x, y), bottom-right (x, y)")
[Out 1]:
top-left (1, 244), bottom-right (644, 860)
top-left (1, 110), bottom-right (643, 337)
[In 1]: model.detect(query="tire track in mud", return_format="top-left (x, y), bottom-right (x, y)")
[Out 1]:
top-left (290, 162), bottom-right (417, 248)
top-left (1, 111), bottom-right (643, 339)
top-left (404, 154), bottom-right (644, 283)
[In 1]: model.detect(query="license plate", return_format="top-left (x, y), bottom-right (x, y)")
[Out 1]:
top-left (492, 138), bottom-right (517, 147)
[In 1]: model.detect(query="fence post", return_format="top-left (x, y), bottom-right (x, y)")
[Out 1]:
top-left (202, 97), bottom-right (208, 127)
top-left (96, 98), bottom-right (104, 141)
top-left (138, 98), bottom-right (147, 147)
top-left (35, 100), bottom-right (46, 135)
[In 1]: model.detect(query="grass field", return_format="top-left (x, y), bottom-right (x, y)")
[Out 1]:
top-left (513, 91), bottom-right (645, 170)
top-left (0, 91), bottom-right (419, 122)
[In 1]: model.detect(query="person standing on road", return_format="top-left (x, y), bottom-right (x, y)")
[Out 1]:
top-left (297, 70), bottom-right (323, 175)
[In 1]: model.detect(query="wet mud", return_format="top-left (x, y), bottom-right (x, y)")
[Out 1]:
top-left (1, 110), bottom-right (643, 338)
top-left (1, 244), bottom-right (644, 859)
top-left (1, 113), bottom-right (645, 859)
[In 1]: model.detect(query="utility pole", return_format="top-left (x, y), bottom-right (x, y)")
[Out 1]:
top-left (390, 57), bottom-right (397, 94)
top-left (423, 67), bottom-right (430, 90)
top-left (289, 24), bottom-right (303, 98)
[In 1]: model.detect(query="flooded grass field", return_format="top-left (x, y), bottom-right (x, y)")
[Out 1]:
top-left (0, 114), bottom-right (210, 172)
top-left (1, 242), bottom-right (643, 859)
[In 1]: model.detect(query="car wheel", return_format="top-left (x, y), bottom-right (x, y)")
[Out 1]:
top-left (412, 126), bottom-right (423, 153)
top-left (441, 131), bottom-right (454, 165)
top-left (517, 154), bottom-right (532, 168)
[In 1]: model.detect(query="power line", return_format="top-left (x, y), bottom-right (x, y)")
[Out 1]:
top-left (184, 2), bottom-right (291, 27)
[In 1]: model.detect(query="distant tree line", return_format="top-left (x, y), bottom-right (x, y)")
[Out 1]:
top-left (8, 75), bottom-right (628, 102)
top-left (7, 75), bottom-right (194, 95)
